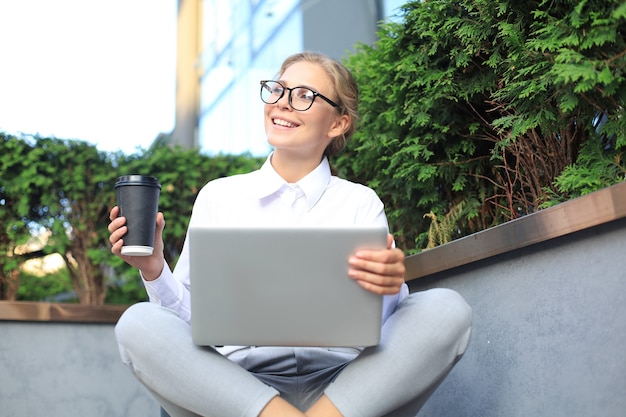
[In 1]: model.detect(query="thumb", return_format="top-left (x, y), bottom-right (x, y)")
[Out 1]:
top-left (154, 212), bottom-right (165, 244)
top-left (387, 233), bottom-right (395, 249)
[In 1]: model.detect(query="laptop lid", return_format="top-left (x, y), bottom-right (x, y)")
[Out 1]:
top-left (189, 225), bottom-right (387, 347)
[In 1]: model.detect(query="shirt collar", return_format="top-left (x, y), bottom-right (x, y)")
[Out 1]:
top-left (254, 153), bottom-right (332, 211)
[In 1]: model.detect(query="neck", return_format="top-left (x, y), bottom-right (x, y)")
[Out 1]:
top-left (271, 150), bottom-right (324, 183)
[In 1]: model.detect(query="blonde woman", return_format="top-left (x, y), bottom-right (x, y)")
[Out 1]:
top-left (109, 51), bottom-right (472, 417)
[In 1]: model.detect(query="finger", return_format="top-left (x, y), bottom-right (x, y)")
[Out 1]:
top-left (108, 216), bottom-right (125, 233)
top-left (349, 250), bottom-right (406, 276)
top-left (109, 206), bottom-right (120, 221)
top-left (387, 233), bottom-right (394, 249)
top-left (110, 236), bottom-right (125, 255)
top-left (348, 265), bottom-right (404, 286)
top-left (351, 273), bottom-right (405, 295)
top-left (109, 227), bottom-right (127, 248)
top-left (353, 245), bottom-right (405, 264)
top-left (151, 212), bottom-right (165, 249)
top-left (155, 212), bottom-right (165, 234)
top-left (354, 257), bottom-right (405, 276)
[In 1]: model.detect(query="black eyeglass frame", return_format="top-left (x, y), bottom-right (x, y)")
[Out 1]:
top-left (259, 80), bottom-right (340, 111)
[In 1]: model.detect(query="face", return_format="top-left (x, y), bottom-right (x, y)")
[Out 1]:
top-left (264, 61), bottom-right (349, 158)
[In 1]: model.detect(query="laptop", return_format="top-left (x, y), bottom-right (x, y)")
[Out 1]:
top-left (189, 225), bottom-right (387, 347)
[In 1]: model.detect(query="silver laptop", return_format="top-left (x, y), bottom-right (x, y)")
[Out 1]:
top-left (189, 225), bottom-right (387, 347)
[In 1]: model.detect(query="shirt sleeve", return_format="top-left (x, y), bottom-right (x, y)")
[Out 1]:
top-left (141, 234), bottom-right (192, 323)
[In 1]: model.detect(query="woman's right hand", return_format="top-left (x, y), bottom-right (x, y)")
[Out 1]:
top-left (108, 205), bottom-right (166, 281)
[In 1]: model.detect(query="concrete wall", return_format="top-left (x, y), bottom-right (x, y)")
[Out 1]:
top-left (1, 320), bottom-right (159, 417)
top-left (410, 217), bottom-right (626, 417)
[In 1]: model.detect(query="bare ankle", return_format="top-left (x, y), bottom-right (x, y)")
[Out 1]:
top-left (305, 395), bottom-right (343, 417)
top-left (259, 396), bottom-right (306, 417)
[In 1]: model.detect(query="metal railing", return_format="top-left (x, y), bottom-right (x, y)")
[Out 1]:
top-left (406, 180), bottom-right (626, 281)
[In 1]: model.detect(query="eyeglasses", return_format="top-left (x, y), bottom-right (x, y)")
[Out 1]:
top-left (260, 80), bottom-right (340, 111)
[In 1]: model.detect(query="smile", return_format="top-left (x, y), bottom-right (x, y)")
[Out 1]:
top-left (272, 118), bottom-right (299, 128)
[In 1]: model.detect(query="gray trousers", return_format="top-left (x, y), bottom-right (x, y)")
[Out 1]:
top-left (115, 288), bottom-right (472, 417)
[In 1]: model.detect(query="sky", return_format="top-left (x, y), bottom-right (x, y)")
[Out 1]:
top-left (0, 0), bottom-right (177, 154)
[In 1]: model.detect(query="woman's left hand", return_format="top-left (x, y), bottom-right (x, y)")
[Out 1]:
top-left (348, 234), bottom-right (406, 295)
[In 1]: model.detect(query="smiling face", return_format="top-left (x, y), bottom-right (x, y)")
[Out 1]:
top-left (264, 61), bottom-right (350, 160)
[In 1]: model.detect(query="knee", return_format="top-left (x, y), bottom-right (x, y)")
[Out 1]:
top-left (405, 288), bottom-right (473, 352)
top-left (115, 302), bottom-right (158, 349)
top-left (431, 288), bottom-right (471, 325)
top-left (427, 288), bottom-right (471, 329)
top-left (431, 288), bottom-right (472, 353)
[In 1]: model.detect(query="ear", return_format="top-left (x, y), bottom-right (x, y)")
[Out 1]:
top-left (327, 114), bottom-right (351, 140)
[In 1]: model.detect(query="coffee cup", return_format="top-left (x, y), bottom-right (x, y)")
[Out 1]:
top-left (114, 175), bottom-right (161, 256)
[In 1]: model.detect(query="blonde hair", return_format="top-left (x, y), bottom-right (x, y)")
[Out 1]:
top-left (277, 51), bottom-right (359, 156)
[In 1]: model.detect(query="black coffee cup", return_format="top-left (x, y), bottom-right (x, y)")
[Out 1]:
top-left (114, 175), bottom-right (161, 256)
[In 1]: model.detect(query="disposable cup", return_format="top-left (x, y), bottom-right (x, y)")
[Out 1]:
top-left (114, 175), bottom-right (161, 256)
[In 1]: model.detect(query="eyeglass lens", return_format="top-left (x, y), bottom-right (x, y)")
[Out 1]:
top-left (260, 81), bottom-right (316, 111)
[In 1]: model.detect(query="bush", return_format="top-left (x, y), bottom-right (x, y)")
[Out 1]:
top-left (0, 133), bottom-right (264, 305)
top-left (335, 0), bottom-right (625, 251)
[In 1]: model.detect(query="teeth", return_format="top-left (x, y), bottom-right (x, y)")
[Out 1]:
top-left (273, 118), bottom-right (297, 128)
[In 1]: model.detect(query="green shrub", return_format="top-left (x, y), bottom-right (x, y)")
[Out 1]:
top-left (1, 133), bottom-right (264, 305)
top-left (335, 0), bottom-right (625, 251)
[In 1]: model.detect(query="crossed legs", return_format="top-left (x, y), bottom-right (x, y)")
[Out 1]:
top-left (115, 288), bottom-right (471, 417)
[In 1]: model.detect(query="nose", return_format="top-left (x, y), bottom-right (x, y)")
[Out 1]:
top-left (275, 89), bottom-right (292, 110)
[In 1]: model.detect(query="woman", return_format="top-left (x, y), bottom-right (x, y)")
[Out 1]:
top-left (109, 51), bottom-right (472, 417)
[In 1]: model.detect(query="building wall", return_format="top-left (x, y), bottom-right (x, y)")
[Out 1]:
top-left (410, 217), bottom-right (626, 417)
top-left (302, 0), bottom-right (380, 60)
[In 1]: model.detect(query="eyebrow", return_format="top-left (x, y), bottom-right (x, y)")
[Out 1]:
top-left (277, 79), bottom-right (320, 93)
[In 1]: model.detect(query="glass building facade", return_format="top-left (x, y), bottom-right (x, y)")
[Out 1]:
top-left (193, 0), bottom-right (405, 156)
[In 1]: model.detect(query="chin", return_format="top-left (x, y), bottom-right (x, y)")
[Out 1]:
top-left (266, 134), bottom-right (293, 149)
